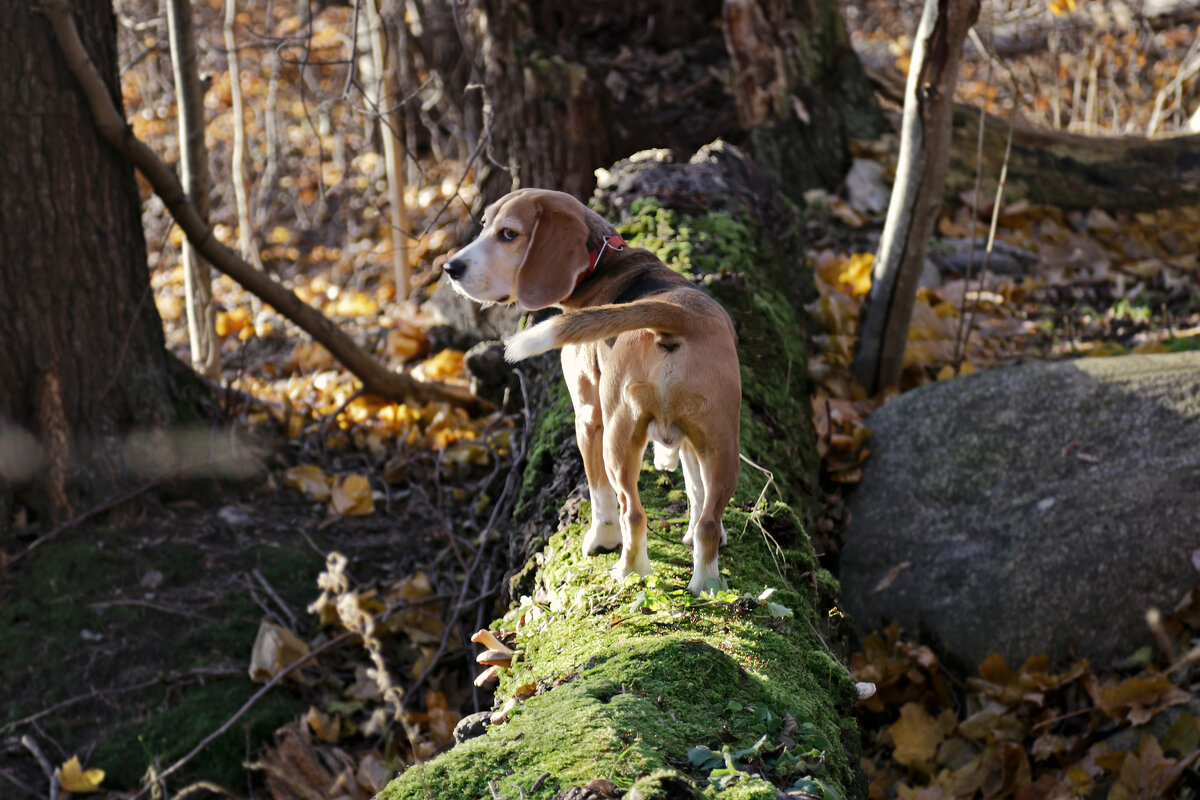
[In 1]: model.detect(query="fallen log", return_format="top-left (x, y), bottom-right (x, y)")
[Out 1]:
top-left (867, 67), bottom-right (1200, 211)
top-left (379, 143), bottom-right (865, 800)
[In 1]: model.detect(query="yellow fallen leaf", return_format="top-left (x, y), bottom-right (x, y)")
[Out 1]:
top-left (215, 307), bottom-right (252, 338)
top-left (289, 341), bottom-right (335, 372)
top-left (387, 325), bottom-right (427, 361)
top-left (1131, 341), bottom-right (1170, 355)
top-left (58, 756), bottom-right (104, 794)
top-left (837, 252), bottom-right (875, 297)
top-left (268, 225), bottom-right (292, 244)
top-left (330, 473), bottom-right (375, 516)
top-left (328, 290), bottom-right (379, 318)
top-left (284, 464), bottom-right (332, 502)
top-left (422, 349), bottom-right (466, 381)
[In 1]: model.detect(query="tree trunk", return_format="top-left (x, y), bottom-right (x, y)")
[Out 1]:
top-left (722, 0), bottom-right (886, 200)
top-left (380, 145), bottom-right (863, 800)
top-left (455, 0), bottom-right (739, 206)
top-left (0, 0), bottom-right (178, 521)
top-left (853, 0), bottom-right (980, 395)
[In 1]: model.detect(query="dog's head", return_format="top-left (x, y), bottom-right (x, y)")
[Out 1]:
top-left (442, 189), bottom-right (591, 310)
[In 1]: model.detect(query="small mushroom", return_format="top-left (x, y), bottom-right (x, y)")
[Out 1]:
top-left (473, 665), bottom-right (500, 688)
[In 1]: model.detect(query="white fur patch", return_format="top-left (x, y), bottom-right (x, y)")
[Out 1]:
top-left (504, 319), bottom-right (561, 362)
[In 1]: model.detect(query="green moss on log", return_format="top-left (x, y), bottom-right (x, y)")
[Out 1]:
top-left (380, 195), bottom-right (857, 800)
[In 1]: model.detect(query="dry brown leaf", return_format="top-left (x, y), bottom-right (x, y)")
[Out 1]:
top-left (889, 702), bottom-right (957, 768)
top-left (285, 464), bottom-right (332, 502)
top-left (248, 619), bottom-right (311, 683)
top-left (307, 705), bottom-right (343, 743)
top-left (330, 474), bottom-right (375, 516)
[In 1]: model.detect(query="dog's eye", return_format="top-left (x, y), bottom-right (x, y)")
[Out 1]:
top-left (498, 228), bottom-right (519, 242)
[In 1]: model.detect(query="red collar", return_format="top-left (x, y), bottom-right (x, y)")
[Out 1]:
top-left (570, 234), bottom-right (627, 297)
top-left (588, 234), bottom-right (627, 270)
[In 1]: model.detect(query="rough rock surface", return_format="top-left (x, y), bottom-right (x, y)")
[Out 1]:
top-left (840, 351), bottom-right (1200, 669)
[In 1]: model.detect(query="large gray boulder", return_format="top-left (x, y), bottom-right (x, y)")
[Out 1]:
top-left (840, 351), bottom-right (1200, 670)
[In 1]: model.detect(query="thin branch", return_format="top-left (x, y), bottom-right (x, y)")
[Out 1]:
top-left (2, 667), bottom-right (241, 734)
top-left (40, 0), bottom-right (489, 415)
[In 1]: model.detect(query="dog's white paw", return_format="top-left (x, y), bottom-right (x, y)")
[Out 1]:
top-left (582, 520), bottom-right (621, 556)
top-left (688, 558), bottom-right (721, 595)
top-left (504, 320), bottom-right (559, 362)
top-left (611, 552), bottom-right (652, 583)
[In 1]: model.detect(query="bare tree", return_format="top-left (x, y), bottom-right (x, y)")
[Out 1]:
top-left (362, 0), bottom-right (413, 300)
top-left (222, 0), bottom-right (264, 279)
top-left (166, 0), bottom-right (220, 379)
top-left (853, 0), bottom-right (981, 394)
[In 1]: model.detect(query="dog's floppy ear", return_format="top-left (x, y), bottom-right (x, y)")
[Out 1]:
top-left (514, 194), bottom-right (590, 309)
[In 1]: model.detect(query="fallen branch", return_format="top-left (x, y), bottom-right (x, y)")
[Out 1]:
top-left (41, 0), bottom-right (489, 415)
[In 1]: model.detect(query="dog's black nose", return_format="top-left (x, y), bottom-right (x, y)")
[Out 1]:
top-left (443, 259), bottom-right (466, 281)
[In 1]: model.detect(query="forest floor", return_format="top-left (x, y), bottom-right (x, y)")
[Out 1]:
top-left (3, 0), bottom-right (1200, 798)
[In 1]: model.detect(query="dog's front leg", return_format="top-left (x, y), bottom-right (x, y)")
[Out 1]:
top-left (578, 403), bottom-right (620, 555)
top-left (564, 350), bottom-right (621, 556)
top-left (604, 411), bottom-right (652, 581)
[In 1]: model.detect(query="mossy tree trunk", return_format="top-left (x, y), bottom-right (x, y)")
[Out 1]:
top-left (0, 0), bottom-right (180, 524)
top-left (380, 145), bottom-right (864, 800)
top-left (723, 0), bottom-right (887, 199)
top-left (404, 0), bottom-right (880, 208)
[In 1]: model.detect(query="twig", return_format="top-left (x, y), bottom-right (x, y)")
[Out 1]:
top-left (0, 767), bottom-right (41, 798)
top-left (959, 103), bottom-right (1017, 359)
top-left (951, 32), bottom-right (992, 368)
top-left (39, 0), bottom-right (490, 415)
top-left (19, 735), bottom-right (59, 800)
top-left (252, 568), bottom-right (299, 631)
top-left (405, 371), bottom-right (532, 706)
top-left (5, 457), bottom-right (236, 567)
top-left (126, 630), bottom-right (356, 800)
top-left (2, 667), bottom-right (242, 734)
top-left (85, 599), bottom-right (217, 623)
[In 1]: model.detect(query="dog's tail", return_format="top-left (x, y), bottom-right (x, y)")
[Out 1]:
top-left (504, 301), bottom-right (689, 362)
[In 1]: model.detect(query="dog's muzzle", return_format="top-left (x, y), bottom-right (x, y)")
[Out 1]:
top-left (443, 259), bottom-right (466, 281)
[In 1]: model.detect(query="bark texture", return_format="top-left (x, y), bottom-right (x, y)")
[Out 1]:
top-left (0, 0), bottom-right (177, 518)
top-left (455, 0), bottom-right (737, 205)
top-left (723, 0), bottom-right (886, 198)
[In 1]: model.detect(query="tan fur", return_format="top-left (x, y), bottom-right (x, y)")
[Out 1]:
top-left (444, 189), bottom-right (741, 594)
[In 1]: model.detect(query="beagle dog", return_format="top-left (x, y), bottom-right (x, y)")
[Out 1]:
top-left (443, 189), bottom-right (741, 594)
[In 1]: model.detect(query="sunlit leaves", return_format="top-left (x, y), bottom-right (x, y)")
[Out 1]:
top-left (330, 473), bottom-right (375, 516)
top-left (57, 756), bottom-right (105, 794)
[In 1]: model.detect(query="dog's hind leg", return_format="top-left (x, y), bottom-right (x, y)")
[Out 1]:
top-left (604, 410), bottom-right (652, 582)
top-left (687, 444), bottom-right (739, 595)
top-left (680, 443), bottom-right (728, 547)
